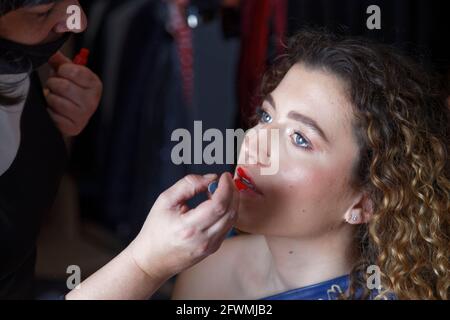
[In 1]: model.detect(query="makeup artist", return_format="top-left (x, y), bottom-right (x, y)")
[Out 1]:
top-left (0, 0), bottom-right (238, 299)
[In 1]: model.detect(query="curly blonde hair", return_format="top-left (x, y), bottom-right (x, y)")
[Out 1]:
top-left (259, 29), bottom-right (450, 300)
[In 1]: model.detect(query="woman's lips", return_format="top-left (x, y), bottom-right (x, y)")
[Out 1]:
top-left (234, 167), bottom-right (263, 195)
top-left (234, 178), bottom-right (250, 191)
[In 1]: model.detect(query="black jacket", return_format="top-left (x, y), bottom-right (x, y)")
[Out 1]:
top-left (0, 71), bottom-right (67, 299)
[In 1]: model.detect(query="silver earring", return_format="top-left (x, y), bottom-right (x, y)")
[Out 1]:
top-left (351, 213), bottom-right (358, 222)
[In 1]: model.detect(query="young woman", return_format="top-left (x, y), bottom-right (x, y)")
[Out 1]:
top-left (173, 30), bottom-right (450, 300)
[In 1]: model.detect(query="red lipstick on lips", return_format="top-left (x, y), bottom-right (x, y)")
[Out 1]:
top-left (234, 178), bottom-right (249, 191)
top-left (234, 167), bottom-right (258, 192)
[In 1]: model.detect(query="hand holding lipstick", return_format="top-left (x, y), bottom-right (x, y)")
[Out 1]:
top-left (45, 50), bottom-right (102, 137)
top-left (208, 167), bottom-right (256, 194)
top-left (67, 172), bottom-right (239, 300)
top-left (128, 172), bottom-right (239, 281)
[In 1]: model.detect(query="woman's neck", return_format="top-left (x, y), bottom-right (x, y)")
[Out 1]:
top-left (262, 226), bottom-right (357, 292)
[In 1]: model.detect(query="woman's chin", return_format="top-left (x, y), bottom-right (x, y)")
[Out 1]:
top-left (235, 207), bottom-right (266, 234)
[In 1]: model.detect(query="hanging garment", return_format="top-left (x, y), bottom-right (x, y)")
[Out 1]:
top-left (237, 0), bottom-right (287, 127)
top-left (71, 0), bottom-right (188, 241)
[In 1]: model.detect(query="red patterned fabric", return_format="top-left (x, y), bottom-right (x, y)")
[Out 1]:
top-left (168, 1), bottom-right (194, 107)
top-left (238, 0), bottom-right (287, 127)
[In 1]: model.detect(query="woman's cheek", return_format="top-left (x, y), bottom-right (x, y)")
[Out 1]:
top-left (278, 164), bottom-right (341, 210)
top-left (277, 170), bottom-right (326, 212)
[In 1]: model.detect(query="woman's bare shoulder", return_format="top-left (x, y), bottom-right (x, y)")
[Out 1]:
top-left (172, 233), bottom-right (265, 300)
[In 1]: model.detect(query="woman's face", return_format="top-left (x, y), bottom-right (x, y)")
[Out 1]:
top-left (235, 64), bottom-right (362, 238)
top-left (0, 0), bottom-right (87, 45)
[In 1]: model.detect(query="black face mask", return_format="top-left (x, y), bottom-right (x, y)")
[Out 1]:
top-left (0, 34), bottom-right (70, 73)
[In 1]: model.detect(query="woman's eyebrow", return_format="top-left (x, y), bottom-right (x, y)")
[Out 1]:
top-left (265, 94), bottom-right (330, 144)
top-left (25, 3), bottom-right (56, 12)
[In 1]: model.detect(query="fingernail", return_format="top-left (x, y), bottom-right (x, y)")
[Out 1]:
top-left (208, 181), bottom-right (219, 195)
top-left (203, 174), bottom-right (217, 180)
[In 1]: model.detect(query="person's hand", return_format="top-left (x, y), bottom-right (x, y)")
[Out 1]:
top-left (128, 172), bottom-right (239, 281)
top-left (45, 51), bottom-right (102, 136)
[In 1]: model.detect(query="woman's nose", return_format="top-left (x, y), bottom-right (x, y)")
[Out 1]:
top-left (242, 127), bottom-right (275, 166)
top-left (52, 1), bottom-right (88, 34)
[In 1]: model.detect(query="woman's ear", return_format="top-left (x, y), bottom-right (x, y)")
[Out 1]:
top-left (344, 193), bottom-right (373, 225)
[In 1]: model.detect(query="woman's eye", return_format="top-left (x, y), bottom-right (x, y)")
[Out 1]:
top-left (36, 11), bottom-right (50, 19)
top-left (35, 7), bottom-right (54, 19)
top-left (292, 132), bottom-right (311, 149)
top-left (257, 108), bottom-right (273, 124)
